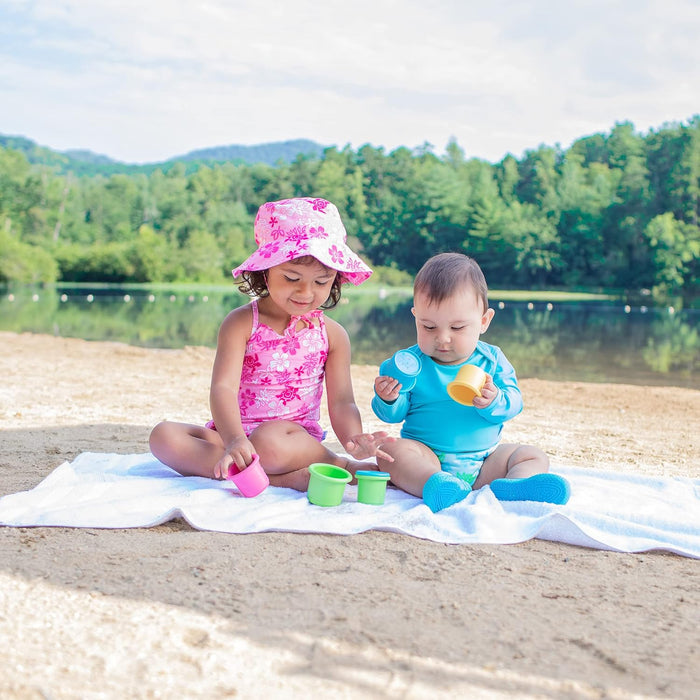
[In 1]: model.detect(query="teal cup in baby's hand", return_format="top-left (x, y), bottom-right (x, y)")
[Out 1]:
top-left (379, 349), bottom-right (422, 392)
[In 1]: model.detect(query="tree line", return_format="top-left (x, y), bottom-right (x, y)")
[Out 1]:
top-left (1, 117), bottom-right (698, 306)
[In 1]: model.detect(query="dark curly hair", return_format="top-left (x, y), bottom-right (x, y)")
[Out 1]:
top-left (235, 255), bottom-right (344, 310)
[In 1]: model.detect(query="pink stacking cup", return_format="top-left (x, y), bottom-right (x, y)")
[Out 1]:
top-left (227, 454), bottom-right (269, 497)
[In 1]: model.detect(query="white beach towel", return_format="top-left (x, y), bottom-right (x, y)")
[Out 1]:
top-left (0, 452), bottom-right (698, 558)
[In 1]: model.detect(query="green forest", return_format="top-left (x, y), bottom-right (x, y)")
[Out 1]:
top-left (1, 117), bottom-right (699, 306)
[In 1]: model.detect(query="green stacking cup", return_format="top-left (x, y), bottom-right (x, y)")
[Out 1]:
top-left (307, 463), bottom-right (352, 506)
top-left (356, 470), bottom-right (391, 505)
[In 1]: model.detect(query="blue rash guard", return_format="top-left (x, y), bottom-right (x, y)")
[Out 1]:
top-left (371, 342), bottom-right (523, 454)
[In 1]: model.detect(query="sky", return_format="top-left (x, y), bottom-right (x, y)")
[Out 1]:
top-left (1, 0), bottom-right (699, 164)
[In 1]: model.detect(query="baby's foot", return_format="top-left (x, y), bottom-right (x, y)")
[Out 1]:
top-left (422, 472), bottom-right (471, 513)
top-left (490, 474), bottom-right (570, 504)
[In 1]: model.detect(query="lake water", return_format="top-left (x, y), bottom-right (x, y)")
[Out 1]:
top-left (1, 286), bottom-right (698, 390)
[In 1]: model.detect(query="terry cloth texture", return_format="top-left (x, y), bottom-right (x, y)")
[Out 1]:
top-left (1, 453), bottom-right (698, 558)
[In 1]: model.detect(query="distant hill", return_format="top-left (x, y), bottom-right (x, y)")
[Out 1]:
top-left (0, 134), bottom-right (78, 171)
top-left (62, 148), bottom-right (120, 165)
top-left (173, 139), bottom-right (326, 165)
top-left (0, 134), bottom-right (328, 176)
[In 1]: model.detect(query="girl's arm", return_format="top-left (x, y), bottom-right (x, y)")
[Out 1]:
top-left (324, 318), bottom-right (364, 443)
top-left (324, 318), bottom-right (393, 460)
top-left (209, 305), bottom-right (255, 475)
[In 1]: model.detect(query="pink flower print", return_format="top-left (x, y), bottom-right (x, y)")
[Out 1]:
top-left (286, 245), bottom-right (307, 261)
top-left (242, 353), bottom-right (262, 372)
top-left (276, 369), bottom-right (293, 385)
top-left (266, 405), bottom-right (284, 419)
top-left (258, 335), bottom-right (279, 352)
top-left (309, 225), bottom-right (328, 239)
top-left (286, 225), bottom-right (307, 243)
top-left (269, 216), bottom-right (279, 226)
top-left (276, 385), bottom-right (301, 406)
top-left (281, 335), bottom-right (301, 354)
top-left (301, 354), bottom-right (323, 374)
top-left (255, 388), bottom-right (278, 413)
top-left (268, 351), bottom-right (290, 373)
top-left (238, 388), bottom-right (257, 408)
top-left (260, 242), bottom-right (281, 259)
top-left (311, 199), bottom-right (329, 212)
top-left (301, 333), bottom-right (324, 355)
top-left (328, 245), bottom-right (344, 265)
top-left (241, 354), bottom-right (261, 381)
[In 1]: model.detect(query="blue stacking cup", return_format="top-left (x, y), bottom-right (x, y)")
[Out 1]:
top-left (379, 349), bottom-right (422, 392)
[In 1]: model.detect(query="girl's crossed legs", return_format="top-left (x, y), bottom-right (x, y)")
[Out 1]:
top-left (149, 419), bottom-right (369, 492)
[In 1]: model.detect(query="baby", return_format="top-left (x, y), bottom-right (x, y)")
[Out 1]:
top-left (372, 252), bottom-right (570, 512)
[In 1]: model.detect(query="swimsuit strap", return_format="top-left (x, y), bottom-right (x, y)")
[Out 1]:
top-left (250, 299), bottom-right (260, 331)
top-left (288, 309), bottom-right (323, 335)
top-left (251, 298), bottom-right (323, 337)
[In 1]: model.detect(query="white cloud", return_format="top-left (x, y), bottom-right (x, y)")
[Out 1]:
top-left (1, 0), bottom-right (699, 163)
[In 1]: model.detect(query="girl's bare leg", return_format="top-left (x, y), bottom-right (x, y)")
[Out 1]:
top-left (249, 420), bottom-right (379, 491)
top-left (150, 420), bottom-right (349, 490)
top-left (149, 421), bottom-right (226, 478)
top-left (150, 419), bottom-right (426, 495)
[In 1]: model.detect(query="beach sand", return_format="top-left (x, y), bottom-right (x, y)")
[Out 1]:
top-left (0, 331), bottom-right (698, 699)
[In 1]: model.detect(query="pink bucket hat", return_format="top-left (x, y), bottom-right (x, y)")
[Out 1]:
top-left (232, 198), bottom-right (372, 285)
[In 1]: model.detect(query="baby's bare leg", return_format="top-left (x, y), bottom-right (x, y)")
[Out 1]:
top-left (375, 438), bottom-right (441, 498)
top-left (473, 443), bottom-right (550, 489)
top-left (474, 443), bottom-right (569, 504)
top-left (149, 421), bottom-right (225, 478)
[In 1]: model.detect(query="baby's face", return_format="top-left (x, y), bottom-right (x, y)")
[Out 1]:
top-left (412, 287), bottom-right (494, 365)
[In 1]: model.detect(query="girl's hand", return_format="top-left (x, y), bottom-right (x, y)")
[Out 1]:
top-left (472, 374), bottom-right (497, 409)
top-left (345, 431), bottom-right (396, 462)
top-left (374, 375), bottom-right (401, 403)
top-left (214, 436), bottom-right (255, 479)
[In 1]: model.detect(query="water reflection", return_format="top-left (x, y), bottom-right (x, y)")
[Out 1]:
top-left (332, 296), bottom-right (699, 389)
top-left (1, 287), bottom-right (698, 389)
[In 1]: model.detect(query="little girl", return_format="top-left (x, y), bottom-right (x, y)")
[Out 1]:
top-left (149, 197), bottom-right (392, 491)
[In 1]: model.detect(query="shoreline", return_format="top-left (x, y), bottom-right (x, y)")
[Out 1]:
top-left (1, 331), bottom-right (699, 699)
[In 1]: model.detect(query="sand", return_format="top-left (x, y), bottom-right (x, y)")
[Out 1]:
top-left (0, 330), bottom-right (698, 699)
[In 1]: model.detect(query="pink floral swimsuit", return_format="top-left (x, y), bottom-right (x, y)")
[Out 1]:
top-left (209, 299), bottom-right (328, 441)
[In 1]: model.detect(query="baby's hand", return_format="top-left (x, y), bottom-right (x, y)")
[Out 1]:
top-left (374, 375), bottom-right (401, 403)
top-left (214, 436), bottom-right (255, 479)
top-left (346, 431), bottom-right (396, 462)
top-left (472, 374), bottom-right (497, 409)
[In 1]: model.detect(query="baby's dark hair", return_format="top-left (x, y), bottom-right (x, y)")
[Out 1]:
top-left (236, 255), bottom-right (343, 309)
top-left (414, 252), bottom-right (489, 312)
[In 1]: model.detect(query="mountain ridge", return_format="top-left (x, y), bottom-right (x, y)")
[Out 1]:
top-left (0, 134), bottom-right (328, 175)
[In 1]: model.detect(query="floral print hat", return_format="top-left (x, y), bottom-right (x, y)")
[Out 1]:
top-left (232, 197), bottom-right (372, 285)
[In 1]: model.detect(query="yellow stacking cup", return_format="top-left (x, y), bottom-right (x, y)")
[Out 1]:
top-left (447, 364), bottom-right (487, 406)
